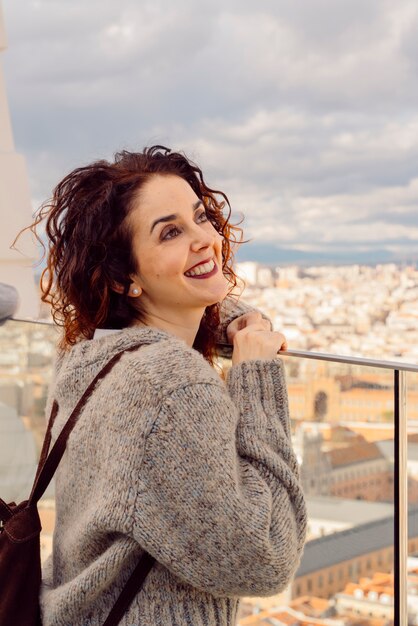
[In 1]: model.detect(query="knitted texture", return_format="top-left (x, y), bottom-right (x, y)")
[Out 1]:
top-left (40, 302), bottom-right (307, 626)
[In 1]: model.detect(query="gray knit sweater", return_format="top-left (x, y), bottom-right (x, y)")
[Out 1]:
top-left (40, 299), bottom-right (307, 625)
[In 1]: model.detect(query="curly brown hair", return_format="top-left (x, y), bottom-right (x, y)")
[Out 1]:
top-left (25, 145), bottom-right (243, 364)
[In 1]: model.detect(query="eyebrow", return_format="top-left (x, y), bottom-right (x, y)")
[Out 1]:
top-left (150, 200), bottom-right (203, 234)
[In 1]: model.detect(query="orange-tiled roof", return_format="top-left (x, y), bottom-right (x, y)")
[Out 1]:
top-left (327, 441), bottom-right (384, 468)
top-left (341, 618), bottom-right (392, 626)
top-left (371, 572), bottom-right (393, 583)
top-left (342, 571), bottom-right (395, 598)
top-left (267, 613), bottom-right (298, 625)
top-left (240, 597), bottom-right (393, 626)
top-left (289, 594), bottom-right (330, 613)
top-left (239, 608), bottom-right (333, 626)
top-left (238, 611), bottom-right (267, 625)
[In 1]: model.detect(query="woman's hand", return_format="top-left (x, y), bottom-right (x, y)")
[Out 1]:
top-left (226, 312), bottom-right (288, 366)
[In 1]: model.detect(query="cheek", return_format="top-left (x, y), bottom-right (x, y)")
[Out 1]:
top-left (146, 253), bottom-right (184, 281)
top-left (132, 238), bottom-right (177, 286)
top-left (213, 229), bottom-right (223, 246)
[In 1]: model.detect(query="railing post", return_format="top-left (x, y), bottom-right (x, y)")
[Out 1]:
top-left (394, 369), bottom-right (408, 626)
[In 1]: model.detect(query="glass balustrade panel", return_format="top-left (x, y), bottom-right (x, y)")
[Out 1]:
top-left (0, 320), bottom-right (403, 625)
top-left (407, 371), bottom-right (418, 625)
top-left (0, 319), bottom-right (59, 562)
top-left (236, 354), bottom-right (396, 625)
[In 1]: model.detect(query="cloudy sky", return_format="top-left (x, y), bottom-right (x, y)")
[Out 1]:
top-left (2, 0), bottom-right (418, 265)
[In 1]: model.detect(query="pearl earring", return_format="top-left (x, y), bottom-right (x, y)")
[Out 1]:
top-left (132, 288), bottom-right (139, 296)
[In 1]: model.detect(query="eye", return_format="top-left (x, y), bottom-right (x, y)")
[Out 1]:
top-left (197, 209), bottom-right (208, 223)
top-left (161, 225), bottom-right (181, 241)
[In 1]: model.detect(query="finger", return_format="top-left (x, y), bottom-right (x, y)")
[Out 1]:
top-left (237, 322), bottom-right (272, 335)
top-left (236, 311), bottom-right (263, 329)
top-left (277, 334), bottom-right (288, 352)
top-left (241, 316), bottom-right (270, 330)
top-left (226, 311), bottom-right (263, 342)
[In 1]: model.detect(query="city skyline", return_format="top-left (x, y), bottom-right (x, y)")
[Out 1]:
top-left (2, 0), bottom-right (418, 267)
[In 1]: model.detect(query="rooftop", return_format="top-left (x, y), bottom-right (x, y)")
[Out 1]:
top-left (307, 496), bottom-right (394, 526)
top-left (297, 506), bottom-right (418, 577)
top-left (327, 441), bottom-right (385, 469)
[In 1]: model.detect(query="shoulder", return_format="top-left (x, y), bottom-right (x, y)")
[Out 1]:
top-left (54, 327), bottom-right (225, 409)
top-left (120, 335), bottom-right (224, 399)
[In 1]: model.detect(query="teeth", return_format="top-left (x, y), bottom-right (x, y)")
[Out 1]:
top-left (185, 259), bottom-right (215, 277)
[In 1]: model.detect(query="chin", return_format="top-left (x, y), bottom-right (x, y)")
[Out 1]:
top-left (205, 289), bottom-right (230, 308)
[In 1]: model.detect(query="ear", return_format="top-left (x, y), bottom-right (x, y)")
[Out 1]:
top-left (111, 282), bottom-right (125, 295)
top-left (111, 282), bottom-right (142, 297)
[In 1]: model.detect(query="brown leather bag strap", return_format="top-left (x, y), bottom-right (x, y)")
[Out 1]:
top-left (102, 552), bottom-right (156, 626)
top-left (29, 344), bottom-right (141, 505)
top-left (28, 341), bottom-right (156, 624)
top-left (32, 399), bottom-right (59, 488)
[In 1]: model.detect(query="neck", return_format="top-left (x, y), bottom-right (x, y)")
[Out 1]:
top-left (136, 308), bottom-right (205, 347)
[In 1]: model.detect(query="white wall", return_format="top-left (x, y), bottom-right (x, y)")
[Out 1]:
top-left (0, 4), bottom-right (38, 318)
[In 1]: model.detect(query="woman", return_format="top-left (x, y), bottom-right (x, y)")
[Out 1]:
top-left (31, 146), bottom-right (307, 625)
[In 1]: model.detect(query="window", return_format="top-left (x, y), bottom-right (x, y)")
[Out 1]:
top-left (328, 572), bottom-right (333, 584)
top-left (307, 579), bottom-right (312, 592)
top-left (318, 575), bottom-right (323, 588)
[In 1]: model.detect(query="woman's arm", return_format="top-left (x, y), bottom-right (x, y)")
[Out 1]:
top-left (133, 357), bottom-right (307, 598)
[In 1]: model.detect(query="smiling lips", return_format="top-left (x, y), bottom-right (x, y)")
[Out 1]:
top-left (184, 258), bottom-right (217, 278)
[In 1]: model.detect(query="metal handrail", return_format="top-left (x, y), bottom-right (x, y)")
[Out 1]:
top-left (282, 348), bottom-right (418, 373)
top-left (10, 317), bottom-right (418, 372)
top-left (217, 343), bottom-right (418, 373)
top-left (10, 317), bottom-right (418, 373)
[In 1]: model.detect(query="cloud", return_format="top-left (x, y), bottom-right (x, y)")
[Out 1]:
top-left (2, 0), bottom-right (418, 262)
top-left (155, 111), bottom-right (418, 244)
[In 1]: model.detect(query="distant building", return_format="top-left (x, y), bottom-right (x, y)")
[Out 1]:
top-left (295, 426), bottom-right (332, 496)
top-left (295, 425), bottom-right (392, 502)
top-left (236, 262), bottom-right (258, 286)
top-left (291, 507), bottom-right (418, 601)
top-left (306, 496), bottom-right (394, 539)
top-left (236, 262), bottom-right (275, 288)
top-left (287, 371), bottom-right (418, 424)
top-left (334, 574), bottom-right (394, 623)
top-left (327, 440), bottom-right (392, 502)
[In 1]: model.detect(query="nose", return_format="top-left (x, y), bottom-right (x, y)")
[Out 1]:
top-left (189, 224), bottom-right (219, 252)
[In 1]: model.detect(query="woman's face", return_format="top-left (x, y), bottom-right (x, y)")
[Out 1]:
top-left (128, 174), bottom-right (230, 322)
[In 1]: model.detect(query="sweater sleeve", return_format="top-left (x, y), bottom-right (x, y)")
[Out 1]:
top-left (214, 296), bottom-right (273, 356)
top-left (133, 358), bottom-right (307, 598)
